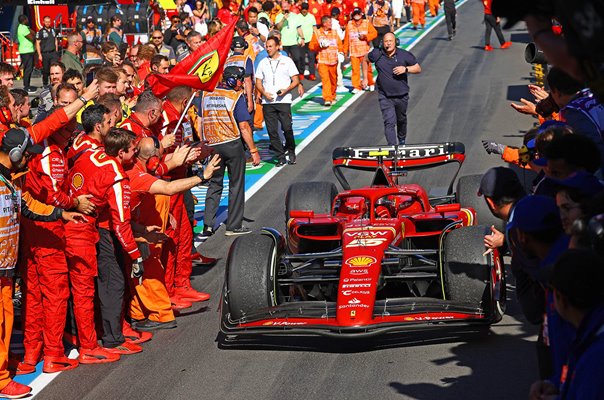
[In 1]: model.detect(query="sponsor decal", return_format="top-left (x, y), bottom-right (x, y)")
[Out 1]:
top-left (403, 315), bottom-right (455, 321)
top-left (346, 277), bottom-right (372, 282)
top-left (71, 173), bottom-right (84, 190)
top-left (342, 290), bottom-right (370, 296)
top-left (348, 298), bottom-right (361, 304)
top-left (342, 283), bottom-right (371, 288)
top-left (262, 321), bottom-right (308, 326)
top-left (346, 238), bottom-right (388, 247)
top-left (344, 230), bottom-right (390, 239)
top-left (345, 256), bottom-right (377, 267)
top-left (350, 268), bottom-right (369, 275)
top-left (338, 304), bottom-right (370, 309)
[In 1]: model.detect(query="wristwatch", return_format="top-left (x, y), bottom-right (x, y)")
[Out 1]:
top-left (78, 95), bottom-right (89, 104)
top-left (197, 169), bottom-right (210, 185)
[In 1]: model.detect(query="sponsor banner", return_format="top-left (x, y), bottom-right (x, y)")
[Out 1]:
top-left (343, 278), bottom-right (372, 283)
top-left (342, 290), bottom-right (370, 296)
top-left (349, 268), bottom-right (369, 275)
top-left (342, 283), bottom-right (371, 289)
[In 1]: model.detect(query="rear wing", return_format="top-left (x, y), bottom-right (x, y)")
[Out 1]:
top-left (332, 143), bottom-right (466, 192)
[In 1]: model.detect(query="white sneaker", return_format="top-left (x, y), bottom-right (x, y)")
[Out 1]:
top-left (368, 85), bottom-right (375, 91)
top-left (351, 88), bottom-right (362, 94)
top-left (336, 86), bottom-right (348, 93)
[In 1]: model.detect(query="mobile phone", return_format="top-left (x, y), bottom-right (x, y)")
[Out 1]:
top-left (277, 90), bottom-right (283, 96)
top-left (85, 71), bottom-right (95, 86)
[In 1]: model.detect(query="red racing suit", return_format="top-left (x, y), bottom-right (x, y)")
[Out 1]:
top-left (157, 100), bottom-right (194, 296)
top-left (65, 149), bottom-right (141, 350)
top-left (21, 140), bottom-right (74, 359)
top-left (65, 132), bottom-right (103, 168)
top-left (0, 108), bottom-right (70, 143)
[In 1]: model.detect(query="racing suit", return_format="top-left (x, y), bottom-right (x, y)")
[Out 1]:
top-left (66, 150), bottom-right (141, 351)
top-left (21, 141), bottom-right (75, 362)
top-left (65, 132), bottom-right (103, 168)
top-left (126, 160), bottom-right (175, 323)
top-left (0, 108), bottom-right (70, 143)
top-left (157, 100), bottom-right (194, 297)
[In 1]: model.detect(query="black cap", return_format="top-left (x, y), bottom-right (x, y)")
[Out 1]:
top-left (86, 17), bottom-right (94, 23)
top-left (1, 128), bottom-right (44, 156)
top-left (478, 167), bottom-right (524, 199)
top-left (539, 249), bottom-right (604, 308)
top-left (231, 36), bottom-right (247, 50)
top-left (300, 2), bottom-right (309, 10)
top-left (352, 7), bottom-right (363, 16)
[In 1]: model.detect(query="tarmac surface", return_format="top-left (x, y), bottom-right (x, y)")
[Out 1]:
top-left (34, 2), bottom-right (542, 399)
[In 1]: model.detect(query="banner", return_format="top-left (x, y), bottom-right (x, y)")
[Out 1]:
top-left (145, 18), bottom-right (237, 98)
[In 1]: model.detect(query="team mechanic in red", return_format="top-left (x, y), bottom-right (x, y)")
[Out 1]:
top-left (18, 111), bottom-right (98, 374)
top-left (126, 138), bottom-right (219, 330)
top-left (158, 86), bottom-right (214, 306)
top-left (65, 128), bottom-right (143, 365)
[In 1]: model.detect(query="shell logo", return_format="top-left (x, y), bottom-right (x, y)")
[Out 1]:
top-left (71, 173), bottom-right (84, 190)
top-left (346, 256), bottom-right (377, 267)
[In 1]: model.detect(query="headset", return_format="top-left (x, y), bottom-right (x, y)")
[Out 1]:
top-left (231, 37), bottom-right (249, 51)
top-left (380, 35), bottom-right (400, 50)
top-left (8, 128), bottom-right (31, 163)
top-left (146, 135), bottom-right (161, 174)
top-left (224, 66), bottom-right (245, 88)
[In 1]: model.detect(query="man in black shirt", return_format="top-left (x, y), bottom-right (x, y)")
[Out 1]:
top-left (367, 32), bottom-right (421, 145)
top-left (36, 16), bottom-right (59, 87)
top-left (163, 15), bottom-right (187, 59)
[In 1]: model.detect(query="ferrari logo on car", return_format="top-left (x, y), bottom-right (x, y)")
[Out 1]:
top-left (345, 256), bottom-right (377, 267)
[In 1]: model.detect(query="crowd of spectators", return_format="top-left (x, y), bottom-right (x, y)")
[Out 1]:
top-left (479, 2), bottom-right (604, 398)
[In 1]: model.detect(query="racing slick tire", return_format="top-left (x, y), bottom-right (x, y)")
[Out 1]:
top-left (455, 174), bottom-right (505, 232)
top-left (442, 225), bottom-right (503, 323)
top-left (226, 234), bottom-right (279, 321)
top-left (285, 181), bottom-right (338, 222)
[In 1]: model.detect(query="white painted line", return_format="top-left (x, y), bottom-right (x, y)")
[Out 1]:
top-left (27, 349), bottom-right (79, 399)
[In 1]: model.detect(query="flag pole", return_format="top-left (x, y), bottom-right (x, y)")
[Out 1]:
top-left (171, 92), bottom-right (197, 138)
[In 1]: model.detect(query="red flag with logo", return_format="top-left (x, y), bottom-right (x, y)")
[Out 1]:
top-left (145, 18), bottom-right (237, 97)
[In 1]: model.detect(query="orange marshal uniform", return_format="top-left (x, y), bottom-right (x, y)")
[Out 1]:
top-left (309, 27), bottom-right (344, 103)
top-left (344, 19), bottom-right (377, 90)
top-left (0, 166), bottom-right (64, 390)
top-left (410, 0), bottom-right (426, 27)
top-left (126, 160), bottom-right (175, 323)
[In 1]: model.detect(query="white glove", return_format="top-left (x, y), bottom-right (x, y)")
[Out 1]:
top-left (337, 52), bottom-right (345, 63)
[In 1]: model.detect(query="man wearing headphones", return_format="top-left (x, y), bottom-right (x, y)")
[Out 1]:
top-left (201, 66), bottom-right (261, 236)
top-left (367, 32), bottom-right (421, 145)
top-left (125, 138), bottom-right (219, 330)
top-left (225, 37), bottom-right (255, 114)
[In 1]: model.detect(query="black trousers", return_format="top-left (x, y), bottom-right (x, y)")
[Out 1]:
top-left (21, 52), bottom-right (34, 89)
top-left (484, 14), bottom-right (505, 46)
top-left (203, 139), bottom-right (246, 231)
top-left (41, 51), bottom-right (59, 86)
top-left (285, 44), bottom-right (305, 77)
top-left (264, 103), bottom-right (295, 162)
top-left (444, 5), bottom-right (456, 36)
top-left (96, 228), bottom-right (126, 348)
top-left (378, 92), bottom-right (409, 145)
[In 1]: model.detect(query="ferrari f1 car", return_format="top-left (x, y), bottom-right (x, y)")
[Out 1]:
top-left (220, 143), bottom-right (506, 337)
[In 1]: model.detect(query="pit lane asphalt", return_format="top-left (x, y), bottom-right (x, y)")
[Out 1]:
top-left (39, 3), bottom-right (541, 399)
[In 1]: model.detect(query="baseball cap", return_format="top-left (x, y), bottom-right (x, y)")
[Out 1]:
top-left (86, 17), bottom-right (94, 23)
top-left (506, 195), bottom-right (561, 233)
top-left (478, 167), bottom-right (524, 199)
top-left (231, 37), bottom-right (247, 50)
top-left (300, 3), bottom-right (309, 10)
top-left (554, 171), bottom-right (604, 197)
top-left (1, 128), bottom-right (44, 157)
top-left (351, 7), bottom-right (363, 16)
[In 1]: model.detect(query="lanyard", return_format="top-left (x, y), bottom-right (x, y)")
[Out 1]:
top-left (269, 58), bottom-right (281, 86)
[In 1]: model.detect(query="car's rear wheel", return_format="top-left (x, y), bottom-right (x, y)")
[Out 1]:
top-left (285, 181), bottom-right (338, 222)
top-left (455, 174), bottom-right (505, 232)
top-left (442, 225), bottom-right (502, 323)
top-left (226, 234), bottom-right (278, 321)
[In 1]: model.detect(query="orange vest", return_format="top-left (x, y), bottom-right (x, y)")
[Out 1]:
top-left (201, 87), bottom-right (242, 145)
top-left (316, 28), bottom-right (339, 65)
top-left (347, 20), bottom-right (371, 57)
top-left (0, 174), bottom-right (20, 272)
top-left (225, 53), bottom-right (250, 70)
top-left (372, 1), bottom-right (390, 27)
top-left (244, 33), bottom-right (262, 60)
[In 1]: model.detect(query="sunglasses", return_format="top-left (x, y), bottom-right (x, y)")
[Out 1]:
top-left (152, 36), bottom-right (163, 39)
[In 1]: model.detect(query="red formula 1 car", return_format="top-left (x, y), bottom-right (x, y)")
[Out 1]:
top-left (220, 143), bottom-right (506, 337)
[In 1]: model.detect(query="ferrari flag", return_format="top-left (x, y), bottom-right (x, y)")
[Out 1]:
top-left (146, 18), bottom-right (237, 97)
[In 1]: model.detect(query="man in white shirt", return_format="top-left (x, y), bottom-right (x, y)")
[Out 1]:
top-left (255, 36), bottom-right (300, 166)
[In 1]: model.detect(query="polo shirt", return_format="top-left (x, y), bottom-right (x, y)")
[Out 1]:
top-left (368, 47), bottom-right (417, 97)
top-left (36, 27), bottom-right (57, 53)
top-left (255, 53), bottom-right (299, 104)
